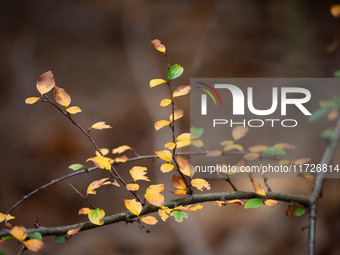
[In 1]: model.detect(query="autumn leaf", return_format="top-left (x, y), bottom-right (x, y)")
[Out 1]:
top-left (249, 176), bottom-right (266, 196)
top-left (130, 166), bottom-right (150, 182)
top-left (10, 226), bottom-right (27, 241)
top-left (264, 199), bottom-right (279, 207)
top-left (95, 148), bottom-right (109, 156)
top-left (171, 210), bottom-right (188, 222)
top-left (176, 133), bottom-right (198, 141)
top-left (172, 175), bottom-right (186, 190)
top-left (86, 155), bottom-right (111, 170)
top-left (328, 110), bottom-right (338, 121)
top-left (141, 216), bottom-right (158, 225)
top-left (160, 99), bottom-right (172, 107)
top-left (169, 189), bottom-right (187, 196)
top-left (126, 183), bottom-right (139, 191)
top-left (248, 145), bottom-right (268, 153)
top-left (78, 208), bottom-right (92, 215)
top-left (36, 71), bottom-right (55, 95)
top-left (243, 153), bottom-right (260, 161)
top-left (112, 145), bottom-right (132, 154)
top-left (86, 178), bottom-right (113, 197)
top-left (25, 97), bottom-right (40, 104)
top-left (213, 201), bottom-right (224, 207)
top-left (23, 239), bottom-right (44, 252)
top-left (155, 120), bottom-right (171, 131)
top-left (192, 139), bottom-right (204, 147)
top-left (164, 142), bottom-right (176, 150)
top-left (88, 208), bottom-right (105, 225)
top-left (155, 150), bottom-right (172, 162)
top-left (114, 155), bottom-right (128, 163)
top-left (331, 4), bottom-right (340, 17)
top-left (232, 126), bottom-right (248, 140)
top-left (90, 121), bottom-right (112, 130)
top-left (226, 199), bottom-right (244, 206)
top-left (67, 224), bottom-right (83, 236)
top-left (0, 213), bottom-right (15, 223)
top-left (54, 85), bottom-right (71, 107)
top-left (191, 178), bottom-right (211, 191)
top-left (176, 155), bottom-right (191, 176)
top-left (223, 144), bottom-right (244, 151)
top-left (294, 158), bottom-right (311, 165)
top-left (169, 109), bottom-right (184, 121)
top-left (173, 85), bottom-right (191, 98)
top-left (220, 140), bottom-right (234, 147)
top-left (279, 160), bottom-right (291, 165)
top-left (206, 150), bottom-right (222, 157)
top-left (145, 184), bottom-right (164, 207)
top-left (273, 143), bottom-right (296, 150)
top-left (151, 39), bottom-right (166, 53)
top-left (124, 199), bottom-right (142, 216)
top-left (66, 106), bottom-right (82, 114)
top-left (176, 140), bottom-right (191, 149)
top-left (187, 204), bottom-right (204, 211)
top-left (160, 163), bottom-right (174, 173)
top-left (150, 79), bottom-right (166, 88)
top-left (158, 206), bottom-right (171, 222)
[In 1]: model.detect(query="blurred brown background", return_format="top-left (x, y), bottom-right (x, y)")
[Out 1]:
top-left (1, 0), bottom-right (340, 254)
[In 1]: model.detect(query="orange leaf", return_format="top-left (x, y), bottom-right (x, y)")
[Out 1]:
top-left (285, 206), bottom-right (292, 216)
top-left (191, 178), bottom-right (211, 191)
top-left (232, 126), bottom-right (248, 140)
top-left (0, 213), bottom-right (15, 223)
top-left (169, 110), bottom-right (183, 121)
top-left (67, 224), bottom-right (83, 236)
top-left (36, 70), bottom-right (55, 95)
top-left (130, 166), bottom-right (150, 182)
top-left (160, 99), bottom-right (172, 107)
top-left (294, 157), bottom-right (311, 165)
top-left (155, 120), bottom-right (171, 131)
top-left (160, 163), bottom-right (174, 173)
top-left (25, 97), bottom-right (40, 104)
top-left (115, 155), bottom-right (128, 163)
top-left (23, 239), bottom-right (44, 252)
top-left (206, 150), bottom-right (221, 157)
top-left (331, 4), bottom-right (340, 17)
top-left (79, 208), bottom-right (91, 215)
top-left (126, 183), bottom-right (139, 191)
top-left (172, 175), bottom-right (186, 190)
top-left (112, 145), bottom-right (132, 154)
top-left (151, 39), bottom-right (166, 53)
top-left (86, 178), bottom-right (112, 197)
top-left (273, 143), bottom-right (296, 150)
top-left (90, 121), bottom-right (112, 130)
top-left (10, 226), bottom-right (26, 241)
top-left (223, 144), bottom-right (244, 151)
top-left (150, 79), bottom-right (166, 88)
top-left (226, 199), bottom-right (244, 206)
top-left (176, 155), bottom-right (191, 176)
top-left (86, 155), bottom-right (111, 170)
top-left (250, 176), bottom-right (266, 196)
top-left (124, 199), bottom-right (142, 216)
top-left (248, 145), bottom-right (268, 153)
top-left (213, 201), bottom-right (224, 207)
top-left (243, 153), bottom-right (260, 161)
top-left (145, 184), bottom-right (164, 207)
top-left (173, 85), bottom-right (191, 98)
top-left (164, 142), bottom-right (176, 150)
top-left (66, 106), bottom-right (82, 114)
top-left (54, 85), bottom-right (71, 107)
top-left (140, 216), bottom-right (158, 225)
top-left (155, 150), bottom-right (172, 162)
top-left (264, 199), bottom-right (279, 207)
top-left (220, 140), bottom-right (234, 147)
top-left (95, 148), bottom-right (109, 156)
top-left (328, 110), bottom-right (338, 121)
top-left (169, 189), bottom-right (187, 196)
top-left (188, 204), bottom-right (203, 211)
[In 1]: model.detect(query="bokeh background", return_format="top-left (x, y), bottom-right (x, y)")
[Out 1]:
top-left (1, 0), bottom-right (340, 254)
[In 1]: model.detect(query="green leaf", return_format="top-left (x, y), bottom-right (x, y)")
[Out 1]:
top-left (190, 127), bottom-right (204, 138)
top-left (171, 210), bottom-right (188, 222)
top-left (244, 198), bottom-right (263, 209)
top-left (69, 164), bottom-right (84, 171)
top-left (308, 108), bottom-right (330, 123)
top-left (168, 64), bottom-right (183, 80)
top-left (54, 235), bottom-right (68, 243)
top-left (27, 232), bottom-right (42, 240)
top-left (0, 251), bottom-right (4, 255)
top-left (321, 129), bottom-right (336, 139)
top-left (1, 236), bottom-right (15, 241)
top-left (262, 147), bottom-right (286, 155)
top-left (319, 100), bottom-right (335, 108)
top-left (295, 207), bottom-right (305, 216)
top-left (333, 69), bottom-right (340, 77)
top-left (88, 208), bottom-right (105, 225)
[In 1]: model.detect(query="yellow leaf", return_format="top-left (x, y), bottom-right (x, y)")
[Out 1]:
top-left (172, 175), bottom-right (186, 190)
top-left (54, 85), bottom-right (71, 107)
top-left (279, 160), bottom-right (291, 165)
top-left (23, 239), bottom-right (44, 252)
top-left (130, 166), bottom-right (150, 182)
top-left (145, 184), bottom-right (164, 207)
top-left (86, 155), bottom-right (111, 170)
top-left (95, 148), bottom-right (109, 156)
top-left (169, 110), bottom-right (183, 121)
top-left (173, 85), bottom-right (191, 98)
top-left (220, 140), bottom-right (234, 147)
top-left (150, 79), bottom-right (166, 88)
top-left (155, 120), bottom-right (171, 131)
top-left (264, 199), bottom-right (279, 207)
top-left (158, 206), bottom-right (171, 222)
top-left (115, 155), bottom-right (128, 163)
top-left (151, 39), bottom-right (166, 53)
top-left (67, 224), bottom-right (83, 236)
top-left (191, 178), bottom-right (211, 191)
top-left (188, 204), bottom-right (204, 211)
top-left (25, 97), bottom-right (40, 104)
top-left (155, 150), bottom-right (172, 162)
top-left (90, 121), bottom-right (112, 130)
top-left (250, 176), bottom-right (266, 196)
top-left (36, 70), bottom-right (55, 95)
top-left (112, 179), bottom-right (120, 187)
top-left (243, 153), bottom-right (260, 161)
top-left (10, 226), bottom-right (27, 241)
top-left (328, 110), bottom-right (338, 121)
top-left (206, 150), bottom-right (222, 157)
top-left (294, 157), bottom-right (311, 165)
top-left (0, 213), bottom-right (15, 223)
top-left (213, 201), bottom-right (224, 207)
top-left (126, 183), bottom-right (139, 191)
top-left (169, 190), bottom-right (187, 196)
top-left (112, 145), bottom-right (132, 154)
top-left (192, 139), bottom-right (204, 147)
top-left (176, 133), bottom-right (198, 141)
top-left (176, 155), bottom-right (191, 176)
top-left (232, 126), bottom-right (248, 140)
top-left (176, 140), bottom-right (191, 149)
top-left (331, 4), bottom-right (340, 17)
top-left (88, 208), bottom-right (105, 225)
top-left (160, 163), bottom-right (174, 173)
top-left (248, 145), bottom-right (268, 153)
top-left (160, 99), bottom-right (172, 107)
top-left (79, 208), bottom-right (92, 215)
top-left (226, 199), bottom-right (244, 206)
top-left (164, 142), bottom-right (176, 150)
top-left (223, 144), bottom-right (244, 151)
top-left (124, 199), bottom-right (142, 216)
top-left (273, 143), bottom-right (296, 150)
top-left (86, 177), bottom-right (112, 197)
top-left (66, 106), bottom-right (82, 114)
top-left (140, 216), bottom-right (158, 225)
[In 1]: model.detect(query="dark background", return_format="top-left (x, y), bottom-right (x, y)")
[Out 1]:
top-left (1, 0), bottom-right (340, 254)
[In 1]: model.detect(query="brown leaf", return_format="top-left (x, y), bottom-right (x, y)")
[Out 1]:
top-left (206, 150), bottom-right (222, 157)
top-left (54, 85), bottom-right (71, 107)
top-left (67, 224), bottom-right (83, 236)
top-left (36, 71), bottom-right (55, 95)
top-left (249, 176), bottom-right (266, 196)
top-left (264, 199), bottom-right (279, 207)
top-left (176, 155), bottom-right (191, 176)
top-left (243, 153), bottom-right (260, 161)
top-left (273, 143), bottom-right (296, 150)
top-left (173, 85), bottom-right (191, 98)
top-left (151, 39), bottom-right (166, 53)
top-left (226, 199), bottom-right (244, 206)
